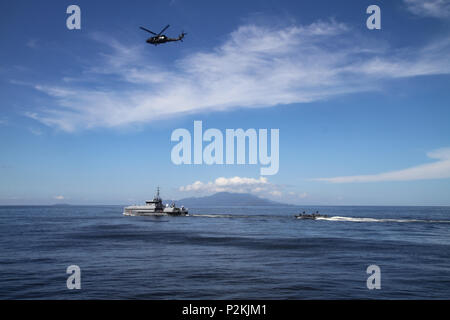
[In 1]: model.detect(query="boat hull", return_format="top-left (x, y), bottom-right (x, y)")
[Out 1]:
top-left (295, 214), bottom-right (328, 220)
top-left (123, 208), bottom-right (188, 216)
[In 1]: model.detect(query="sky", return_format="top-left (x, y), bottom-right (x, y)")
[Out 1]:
top-left (0, 0), bottom-right (450, 205)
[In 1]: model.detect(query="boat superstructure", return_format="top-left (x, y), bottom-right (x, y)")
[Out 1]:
top-left (123, 187), bottom-right (188, 216)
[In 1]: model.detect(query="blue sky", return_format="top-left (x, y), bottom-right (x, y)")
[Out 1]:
top-left (1, 0), bottom-right (450, 205)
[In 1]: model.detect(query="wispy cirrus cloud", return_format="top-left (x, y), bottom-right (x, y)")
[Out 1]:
top-left (313, 148), bottom-right (450, 183)
top-left (23, 20), bottom-right (450, 131)
top-left (26, 39), bottom-right (39, 48)
top-left (404, 0), bottom-right (450, 18)
top-left (28, 127), bottom-right (43, 136)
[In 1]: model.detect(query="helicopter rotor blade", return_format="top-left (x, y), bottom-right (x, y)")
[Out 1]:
top-left (139, 27), bottom-right (157, 35)
top-left (158, 24), bottom-right (170, 36)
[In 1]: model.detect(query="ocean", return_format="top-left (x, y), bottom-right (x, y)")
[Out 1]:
top-left (0, 205), bottom-right (449, 299)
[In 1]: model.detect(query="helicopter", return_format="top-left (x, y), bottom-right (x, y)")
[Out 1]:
top-left (139, 24), bottom-right (186, 46)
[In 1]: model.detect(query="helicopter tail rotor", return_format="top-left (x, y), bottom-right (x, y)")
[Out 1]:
top-left (179, 31), bottom-right (187, 41)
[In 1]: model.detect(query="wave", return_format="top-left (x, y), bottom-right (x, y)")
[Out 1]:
top-left (190, 213), bottom-right (288, 219)
top-left (128, 212), bottom-right (450, 224)
top-left (315, 216), bottom-right (450, 223)
top-left (190, 214), bottom-right (241, 218)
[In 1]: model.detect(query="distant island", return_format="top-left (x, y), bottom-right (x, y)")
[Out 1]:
top-left (176, 192), bottom-right (293, 207)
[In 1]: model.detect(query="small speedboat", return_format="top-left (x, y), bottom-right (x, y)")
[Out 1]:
top-left (295, 212), bottom-right (328, 220)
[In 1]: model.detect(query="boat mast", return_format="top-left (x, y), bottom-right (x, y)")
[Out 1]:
top-left (155, 186), bottom-right (161, 200)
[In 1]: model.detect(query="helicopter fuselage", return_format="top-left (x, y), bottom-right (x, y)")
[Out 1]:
top-left (140, 25), bottom-right (186, 46)
top-left (147, 35), bottom-right (168, 45)
top-left (146, 34), bottom-right (184, 45)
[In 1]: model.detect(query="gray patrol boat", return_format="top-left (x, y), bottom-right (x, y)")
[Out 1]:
top-left (123, 187), bottom-right (188, 216)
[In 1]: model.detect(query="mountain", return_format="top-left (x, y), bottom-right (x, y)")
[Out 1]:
top-left (176, 192), bottom-right (291, 207)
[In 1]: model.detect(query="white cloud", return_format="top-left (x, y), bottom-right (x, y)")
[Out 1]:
top-left (54, 195), bottom-right (65, 200)
top-left (404, 0), bottom-right (450, 18)
top-left (180, 176), bottom-right (269, 193)
top-left (179, 176), bottom-right (309, 202)
top-left (313, 148), bottom-right (450, 183)
top-left (269, 190), bottom-right (282, 197)
top-left (24, 20), bottom-right (450, 131)
top-left (298, 192), bottom-right (309, 199)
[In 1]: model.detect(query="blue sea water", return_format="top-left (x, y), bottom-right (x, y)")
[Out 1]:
top-left (0, 205), bottom-right (449, 299)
